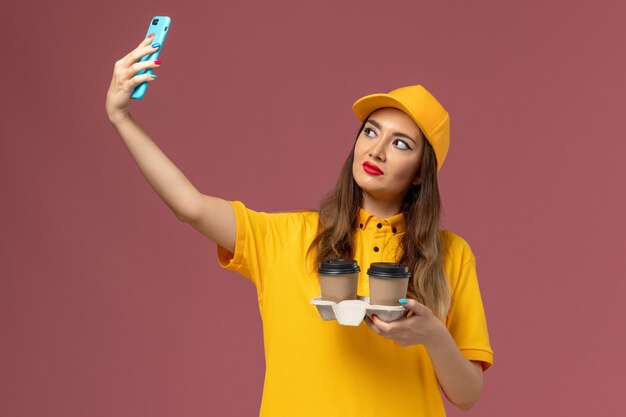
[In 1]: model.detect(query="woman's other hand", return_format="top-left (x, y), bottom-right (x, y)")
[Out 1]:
top-left (366, 298), bottom-right (485, 410)
top-left (105, 35), bottom-right (161, 124)
top-left (364, 298), bottom-right (445, 347)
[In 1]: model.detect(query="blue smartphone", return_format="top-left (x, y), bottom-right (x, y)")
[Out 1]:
top-left (131, 16), bottom-right (171, 100)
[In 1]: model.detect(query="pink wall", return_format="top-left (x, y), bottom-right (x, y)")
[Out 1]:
top-left (2, 0), bottom-right (625, 415)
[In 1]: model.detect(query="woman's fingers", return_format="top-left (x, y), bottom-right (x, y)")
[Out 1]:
top-left (364, 317), bottom-right (381, 335)
top-left (124, 60), bottom-right (161, 89)
top-left (127, 59), bottom-right (161, 77)
top-left (122, 36), bottom-right (159, 67)
top-left (105, 36), bottom-right (160, 122)
top-left (127, 71), bottom-right (157, 89)
top-left (117, 37), bottom-right (161, 90)
top-left (129, 42), bottom-right (160, 64)
top-left (111, 61), bottom-right (155, 94)
top-left (402, 298), bottom-right (434, 318)
top-left (370, 315), bottom-right (395, 333)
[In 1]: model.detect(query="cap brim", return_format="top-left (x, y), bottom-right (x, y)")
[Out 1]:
top-left (352, 94), bottom-right (427, 136)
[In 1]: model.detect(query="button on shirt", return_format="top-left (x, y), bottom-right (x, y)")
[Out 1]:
top-left (355, 209), bottom-right (406, 297)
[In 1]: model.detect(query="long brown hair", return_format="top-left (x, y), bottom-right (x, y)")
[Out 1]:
top-left (307, 121), bottom-right (450, 320)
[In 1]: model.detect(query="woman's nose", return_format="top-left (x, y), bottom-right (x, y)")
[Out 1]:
top-left (368, 139), bottom-right (386, 162)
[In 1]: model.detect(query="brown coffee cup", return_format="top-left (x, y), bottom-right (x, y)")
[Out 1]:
top-left (318, 259), bottom-right (360, 303)
top-left (367, 263), bottom-right (411, 306)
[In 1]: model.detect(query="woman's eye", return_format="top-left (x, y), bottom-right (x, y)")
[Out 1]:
top-left (364, 127), bottom-right (376, 137)
top-left (393, 139), bottom-right (411, 150)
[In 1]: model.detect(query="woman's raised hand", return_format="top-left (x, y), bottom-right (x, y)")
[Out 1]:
top-left (105, 35), bottom-right (161, 124)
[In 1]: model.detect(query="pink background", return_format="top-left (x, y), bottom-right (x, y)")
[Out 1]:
top-left (2, 0), bottom-right (625, 415)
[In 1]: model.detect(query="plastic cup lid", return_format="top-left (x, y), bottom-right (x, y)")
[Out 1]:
top-left (367, 262), bottom-right (411, 279)
top-left (318, 259), bottom-right (360, 275)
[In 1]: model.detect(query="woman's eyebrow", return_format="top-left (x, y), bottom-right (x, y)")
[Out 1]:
top-left (366, 119), bottom-right (382, 129)
top-left (366, 119), bottom-right (418, 146)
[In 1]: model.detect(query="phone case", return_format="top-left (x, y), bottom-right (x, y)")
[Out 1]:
top-left (131, 16), bottom-right (171, 100)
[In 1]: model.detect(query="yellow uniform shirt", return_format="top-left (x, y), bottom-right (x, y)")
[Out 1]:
top-left (218, 201), bottom-right (493, 417)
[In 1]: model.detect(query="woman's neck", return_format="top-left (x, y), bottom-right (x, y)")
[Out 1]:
top-left (361, 192), bottom-right (404, 220)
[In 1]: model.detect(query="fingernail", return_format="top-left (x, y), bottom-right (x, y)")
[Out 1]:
top-left (151, 42), bottom-right (160, 49)
top-left (148, 33), bottom-right (155, 39)
top-left (399, 298), bottom-right (408, 305)
top-left (372, 315), bottom-right (377, 321)
top-left (154, 60), bottom-right (162, 65)
top-left (150, 74), bottom-right (157, 78)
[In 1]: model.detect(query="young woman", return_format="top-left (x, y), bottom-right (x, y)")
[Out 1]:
top-left (106, 36), bottom-right (493, 417)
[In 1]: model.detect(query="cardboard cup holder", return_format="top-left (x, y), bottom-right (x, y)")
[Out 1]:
top-left (310, 296), bottom-right (408, 326)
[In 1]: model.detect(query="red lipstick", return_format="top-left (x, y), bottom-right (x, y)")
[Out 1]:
top-left (363, 161), bottom-right (384, 175)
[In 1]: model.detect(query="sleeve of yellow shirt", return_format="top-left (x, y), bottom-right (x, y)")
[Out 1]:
top-left (216, 200), bottom-right (305, 296)
top-left (443, 231), bottom-right (494, 371)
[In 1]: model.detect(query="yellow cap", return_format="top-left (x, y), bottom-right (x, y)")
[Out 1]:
top-left (352, 85), bottom-right (450, 172)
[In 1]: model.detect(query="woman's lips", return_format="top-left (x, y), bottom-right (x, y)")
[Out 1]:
top-left (363, 161), bottom-right (384, 175)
